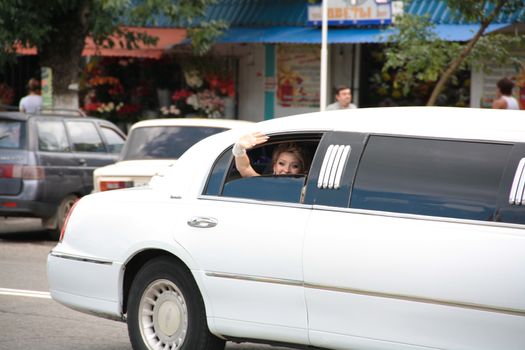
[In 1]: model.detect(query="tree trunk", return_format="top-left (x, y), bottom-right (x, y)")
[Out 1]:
top-left (426, 0), bottom-right (508, 106)
top-left (38, 1), bottom-right (91, 110)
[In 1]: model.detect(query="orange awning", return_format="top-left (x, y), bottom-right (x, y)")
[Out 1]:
top-left (16, 27), bottom-right (187, 59)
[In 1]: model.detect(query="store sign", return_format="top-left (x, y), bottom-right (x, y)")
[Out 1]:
top-left (41, 67), bottom-right (53, 108)
top-left (307, 0), bottom-right (403, 26)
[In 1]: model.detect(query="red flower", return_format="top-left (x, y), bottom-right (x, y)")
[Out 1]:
top-left (108, 83), bottom-right (124, 96)
top-left (83, 102), bottom-right (103, 112)
top-left (219, 79), bottom-right (235, 97)
top-left (207, 74), bottom-right (220, 91)
top-left (117, 104), bottom-right (141, 116)
top-left (172, 89), bottom-right (192, 102)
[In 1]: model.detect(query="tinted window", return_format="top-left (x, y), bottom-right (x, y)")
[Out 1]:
top-left (351, 136), bottom-right (511, 221)
top-left (100, 126), bottom-right (125, 154)
top-left (205, 149), bottom-right (232, 196)
top-left (66, 121), bottom-right (105, 153)
top-left (123, 126), bottom-right (227, 160)
top-left (222, 175), bottom-right (306, 203)
top-left (37, 120), bottom-right (70, 152)
top-left (0, 120), bottom-right (25, 149)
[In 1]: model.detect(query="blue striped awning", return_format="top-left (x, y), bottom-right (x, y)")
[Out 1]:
top-left (407, 0), bottom-right (525, 24)
top-left (214, 23), bottom-right (509, 44)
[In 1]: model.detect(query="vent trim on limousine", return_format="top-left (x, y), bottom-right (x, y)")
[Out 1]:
top-left (318, 144), bottom-right (351, 190)
top-left (509, 158), bottom-right (525, 205)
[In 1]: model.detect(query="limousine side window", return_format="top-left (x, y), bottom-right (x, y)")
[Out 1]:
top-left (204, 134), bottom-right (321, 203)
top-left (350, 136), bottom-right (511, 221)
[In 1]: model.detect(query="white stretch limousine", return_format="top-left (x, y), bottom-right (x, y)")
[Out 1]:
top-left (48, 107), bottom-right (525, 350)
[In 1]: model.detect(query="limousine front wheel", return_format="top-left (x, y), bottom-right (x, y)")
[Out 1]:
top-left (127, 256), bottom-right (225, 350)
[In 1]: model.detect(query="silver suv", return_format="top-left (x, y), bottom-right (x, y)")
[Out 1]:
top-left (0, 110), bottom-right (125, 239)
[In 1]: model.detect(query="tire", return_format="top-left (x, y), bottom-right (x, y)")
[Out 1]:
top-left (47, 194), bottom-right (79, 241)
top-left (127, 256), bottom-right (225, 350)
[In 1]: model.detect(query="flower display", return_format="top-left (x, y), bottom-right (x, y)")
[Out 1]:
top-left (79, 55), bottom-right (237, 121)
top-left (80, 57), bottom-right (146, 124)
top-left (166, 68), bottom-right (235, 118)
top-left (206, 73), bottom-right (235, 98)
top-left (184, 70), bottom-right (203, 89)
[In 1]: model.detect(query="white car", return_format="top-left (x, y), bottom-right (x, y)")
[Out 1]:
top-left (48, 107), bottom-right (525, 350)
top-left (93, 118), bottom-right (251, 192)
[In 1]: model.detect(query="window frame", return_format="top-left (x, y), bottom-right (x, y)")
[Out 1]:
top-left (203, 132), bottom-right (323, 204)
top-left (349, 134), bottom-right (512, 222)
top-left (65, 120), bottom-right (106, 153)
top-left (35, 119), bottom-right (71, 153)
top-left (493, 143), bottom-right (525, 224)
top-left (99, 125), bottom-right (126, 154)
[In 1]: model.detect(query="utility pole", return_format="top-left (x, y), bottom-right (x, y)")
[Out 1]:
top-left (320, 0), bottom-right (329, 111)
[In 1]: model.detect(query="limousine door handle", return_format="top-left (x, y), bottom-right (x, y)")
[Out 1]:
top-left (187, 217), bottom-right (218, 228)
top-left (78, 158), bottom-right (87, 166)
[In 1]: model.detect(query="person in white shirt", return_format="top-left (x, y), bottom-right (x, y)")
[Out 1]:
top-left (326, 85), bottom-right (357, 110)
top-left (19, 78), bottom-right (43, 114)
top-left (492, 77), bottom-right (520, 110)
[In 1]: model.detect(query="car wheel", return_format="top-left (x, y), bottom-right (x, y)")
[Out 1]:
top-left (127, 256), bottom-right (225, 350)
top-left (47, 194), bottom-right (79, 241)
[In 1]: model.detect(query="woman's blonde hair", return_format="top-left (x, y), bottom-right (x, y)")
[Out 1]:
top-left (271, 142), bottom-right (309, 174)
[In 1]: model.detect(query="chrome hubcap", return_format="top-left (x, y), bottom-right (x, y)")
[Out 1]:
top-left (138, 279), bottom-right (188, 350)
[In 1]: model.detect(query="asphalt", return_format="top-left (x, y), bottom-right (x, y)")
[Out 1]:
top-left (0, 217), bottom-right (45, 234)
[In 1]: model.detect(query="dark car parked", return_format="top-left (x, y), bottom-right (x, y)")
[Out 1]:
top-left (0, 110), bottom-right (125, 239)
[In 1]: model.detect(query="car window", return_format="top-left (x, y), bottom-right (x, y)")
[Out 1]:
top-left (205, 135), bottom-right (321, 204)
top-left (351, 136), bottom-right (511, 221)
top-left (66, 121), bottom-right (105, 153)
top-left (123, 126), bottom-right (228, 160)
top-left (0, 120), bottom-right (25, 149)
top-left (36, 120), bottom-right (70, 152)
top-left (223, 175), bottom-right (307, 203)
top-left (100, 126), bottom-right (125, 154)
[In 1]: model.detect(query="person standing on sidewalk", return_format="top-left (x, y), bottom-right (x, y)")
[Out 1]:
top-left (326, 85), bottom-right (357, 110)
top-left (19, 78), bottom-right (42, 114)
top-left (492, 77), bottom-right (520, 110)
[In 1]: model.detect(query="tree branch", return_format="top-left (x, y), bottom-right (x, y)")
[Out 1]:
top-left (426, 0), bottom-right (509, 106)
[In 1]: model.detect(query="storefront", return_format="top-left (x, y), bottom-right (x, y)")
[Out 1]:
top-left (199, 0), bottom-right (523, 121)
top-left (5, 0), bottom-right (523, 123)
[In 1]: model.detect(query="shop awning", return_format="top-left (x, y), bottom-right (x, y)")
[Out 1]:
top-left (16, 27), bottom-right (187, 59)
top-left (215, 23), bottom-right (509, 44)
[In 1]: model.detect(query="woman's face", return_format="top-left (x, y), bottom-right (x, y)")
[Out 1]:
top-left (273, 151), bottom-right (302, 175)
